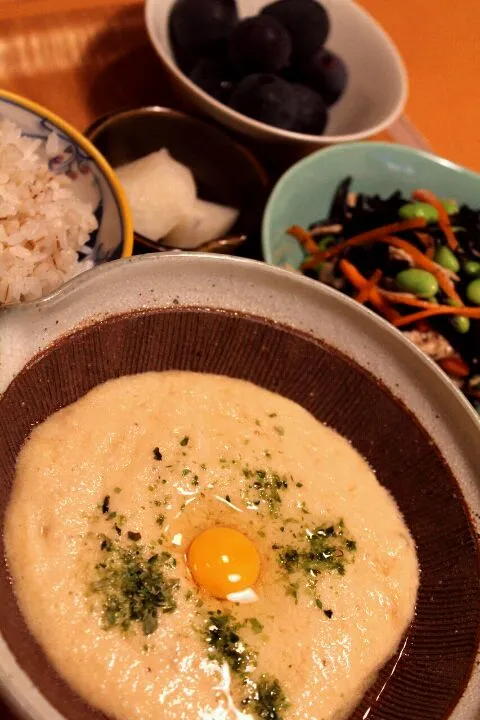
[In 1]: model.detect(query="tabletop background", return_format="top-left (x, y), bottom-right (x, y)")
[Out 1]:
top-left (0, 0), bottom-right (480, 170)
top-left (0, 0), bottom-right (479, 718)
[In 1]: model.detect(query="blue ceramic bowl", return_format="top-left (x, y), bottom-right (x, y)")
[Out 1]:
top-left (262, 142), bottom-right (480, 267)
top-left (0, 90), bottom-right (133, 274)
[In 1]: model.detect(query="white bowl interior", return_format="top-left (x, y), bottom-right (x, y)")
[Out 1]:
top-left (146, 0), bottom-right (408, 142)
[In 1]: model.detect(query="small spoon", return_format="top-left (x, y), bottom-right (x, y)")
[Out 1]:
top-left (191, 234), bottom-right (248, 253)
top-left (135, 233), bottom-right (248, 254)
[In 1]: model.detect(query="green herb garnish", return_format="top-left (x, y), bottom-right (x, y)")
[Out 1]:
top-left (158, 551), bottom-right (176, 568)
top-left (286, 581), bottom-right (299, 603)
top-left (180, 436), bottom-right (189, 447)
top-left (205, 612), bottom-right (257, 675)
top-left (202, 612), bottom-right (287, 720)
top-left (246, 617), bottom-right (264, 634)
top-left (90, 539), bottom-right (179, 636)
top-left (274, 520), bottom-right (356, 604)
top-left (279, 548), bottom-right (299, 573)
top-left (100, 536), bottom-right (113, 552)
top-left (250, 675), bottom-right (289, 720)
top-left (245, 469), bottom-right (289, 516)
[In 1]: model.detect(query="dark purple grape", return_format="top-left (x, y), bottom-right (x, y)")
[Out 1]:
top-left (228, 16), bottom-right (292, 75)
top-left (300, 48), bottom-right (348, 106)
top-left (170, 33), bottom-right (202, 75)
top-left (189, 55), bottom-right (235, 103)
top-left (261, 0), bottom-right (330, 63)
top-left (229, 74), bottom-right (297, 130)
top-left (169, 0), bottom-right (238, 56)
top-left (290, 84), bottom-right (327, 134)
top-left (277, 64), bottom-right (300, 83)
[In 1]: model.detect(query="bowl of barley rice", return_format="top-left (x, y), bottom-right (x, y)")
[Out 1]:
top-left (0, 90), bottom-right (133, 306)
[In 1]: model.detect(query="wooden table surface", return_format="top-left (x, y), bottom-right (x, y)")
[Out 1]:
top-left (362, 0), bottom-right (480, 172)
top-left (1, 0), bottom-right (480, 169)
top-left (0, 0), bottom-right (479, 717)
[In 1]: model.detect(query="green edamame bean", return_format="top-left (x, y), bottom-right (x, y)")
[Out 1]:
top-left (446, 298), bottom-right (470, 333)
top-left (398, 202), bottom-right (439, 224)
top-left (316, 235), bottom-right (336, 251)
top-left (450, 316), bottom-right (471, 334)
top-left (463, 259), bottom-right (480, 277)
top-left (441, 198), bottom-right (459, 215)
top-left (395, 268), bottom-right (439, 298)
top-left (310, 235), bottom-right (336, 271)
top-left (466, 278), bottom-right (480, 305)
top-left (434, 245), bottom-right (460, 273)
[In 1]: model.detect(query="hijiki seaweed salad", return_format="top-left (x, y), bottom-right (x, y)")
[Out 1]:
top-left (287, 178), bottom-right (480, 413)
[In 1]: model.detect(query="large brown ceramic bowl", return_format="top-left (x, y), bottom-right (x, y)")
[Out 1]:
top-left (0, 254), bottom-right (479, 720)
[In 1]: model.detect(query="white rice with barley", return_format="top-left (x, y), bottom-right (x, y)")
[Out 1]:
top-left (0, 119), bottom-right (97, 305)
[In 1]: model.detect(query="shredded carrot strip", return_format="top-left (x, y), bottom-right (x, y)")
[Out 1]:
top-left (392, 306), bottom-right (480, 328)
top-left (301, 218), bottom-right (427, 269)
top-left (412, 189), bottom-right (458, 250)
top-left (416, 232), bottom-right (433, 248)
top-left (378, 290), bottom-right (435, 309)
top-left (338, 260), bottom-right (400, 321)
top-left (356, 269), bottom-right (382, 304)
top-left (304, 229), bottom-right (462, 305)
top-left (338, 259), bottom-right (367, 289)
top-left (415, 231), bottom-right (436, 258)
top-left (287, 225), bottom-right (318, 255)
top-left (384, 237), bottom-right (462, 304)
top-left (438, 356), bottom-right (470, 378)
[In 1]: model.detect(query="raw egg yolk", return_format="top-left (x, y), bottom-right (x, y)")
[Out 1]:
top-left (187, 527), bottom-right (260, 600)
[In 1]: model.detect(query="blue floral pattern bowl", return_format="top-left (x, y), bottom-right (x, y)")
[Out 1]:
top-left (0, 90), bottom-right (133, 277)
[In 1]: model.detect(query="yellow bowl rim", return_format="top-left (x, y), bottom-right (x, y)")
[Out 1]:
top-left (0, 89), bottom-right (134, 258)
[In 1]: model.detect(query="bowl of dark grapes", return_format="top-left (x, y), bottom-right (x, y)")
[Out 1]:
top-left (146, 0), bottom-right (408, 146)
